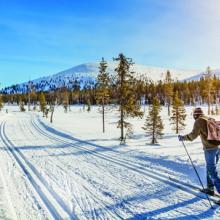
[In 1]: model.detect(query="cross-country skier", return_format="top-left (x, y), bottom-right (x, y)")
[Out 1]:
top-left (178, 107), bottom-right (220, 196)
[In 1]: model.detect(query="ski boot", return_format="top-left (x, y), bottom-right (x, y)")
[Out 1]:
top-left (200, 188), bottom-right (214, 196)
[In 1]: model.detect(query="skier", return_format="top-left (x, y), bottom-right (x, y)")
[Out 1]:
top-left (178, 107), bottom-right (220, 196)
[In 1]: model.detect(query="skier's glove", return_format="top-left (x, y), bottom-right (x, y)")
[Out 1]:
top-left (178, 135), bottom-right (184, 141)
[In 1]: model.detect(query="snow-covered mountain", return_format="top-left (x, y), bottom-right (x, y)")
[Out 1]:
top-left (184, 69), bottom-right (220, 81)
top-left (2, 62), bottom-right (199, 94)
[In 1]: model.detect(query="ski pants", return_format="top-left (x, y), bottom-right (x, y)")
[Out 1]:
top-left (204, 148), bottom-right (220, 192)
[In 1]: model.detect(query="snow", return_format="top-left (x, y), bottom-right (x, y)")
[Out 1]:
top-left (1, 105), bottom-right (220, 219)
top-left (27, 61), bottom-right (200, 83)
top-left (1, 62), bottom-right (199, 93)
top-left (185, 69), bottom-right (220, 81)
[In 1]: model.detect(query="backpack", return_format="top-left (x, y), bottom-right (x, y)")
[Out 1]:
top-left (203, 117), bottom-right (220, 145)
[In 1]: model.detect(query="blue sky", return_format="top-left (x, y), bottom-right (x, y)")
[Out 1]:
top-left (0, 0), bottom-right (220, 87)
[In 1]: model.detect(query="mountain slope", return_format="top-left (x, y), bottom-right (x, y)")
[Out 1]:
top-left (1, 62), bottom-right (199, 94)
top-left (185, 69), bottom-right (220, 81)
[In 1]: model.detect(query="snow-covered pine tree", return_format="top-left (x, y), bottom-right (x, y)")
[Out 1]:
top-left (114, 53), bottom-right (143, 143)
top-left (39, 92), bottom-right (46, 116)
top-left (170, 92), bottom-right (186, 134)
top-left (142, 97), bottom-right (163, 144)
top-left (96, 57), bottom-right (110, 133)
top-left (164, 70), bottom-right (173, 116)
top-left (0, 95), bottom-right (3, 111)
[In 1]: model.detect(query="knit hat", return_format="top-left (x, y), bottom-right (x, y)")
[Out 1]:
top-left (193, 107), bottom-right (204, 117)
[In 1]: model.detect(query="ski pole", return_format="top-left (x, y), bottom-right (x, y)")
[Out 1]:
top-left (181, 140), bottom-right (213, 209)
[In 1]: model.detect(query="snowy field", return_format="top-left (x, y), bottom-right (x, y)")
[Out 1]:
top-left (1, 105), bottom-right (220, 219)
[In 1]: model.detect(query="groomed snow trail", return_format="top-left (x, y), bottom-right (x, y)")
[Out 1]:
top-left (1, 111), bottom-right (220, 219)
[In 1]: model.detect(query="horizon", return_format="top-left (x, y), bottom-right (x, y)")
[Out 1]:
top-left (1, 0), bottom-right (220, 87)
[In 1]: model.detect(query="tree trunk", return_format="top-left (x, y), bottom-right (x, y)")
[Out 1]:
top-left (120, 107), bottom-right (124, 142)
top-left (152, 130), bottom-right (155, 144)
top-left (208, 87), bottom-right (211, 115)
top-left (28, 93), bottom-right (31, 111)
top-left (50, 108), bottom-right (54, 123)
top-left (176, 109), bottom-right (178, 134)
top-left (152, 116), bottom-right (156, 144)
top-left (102, 103), bottom-right (105, 133)
top-left (168, 102), bottom-right (170, 116)
top-left (208, 95), bottom-right (211, 115)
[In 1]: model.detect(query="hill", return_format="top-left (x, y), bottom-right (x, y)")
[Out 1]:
top-left (1, 62), bottom-right (199, 94)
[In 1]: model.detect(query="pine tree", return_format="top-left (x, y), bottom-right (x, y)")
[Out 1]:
top-left (114, 53), bottom-right (143, 143)
top-left (142, 97), bottom-right (163, 144)
top-left (170, 92), bottom-right (186, 134)
top-left (86, 98), bottom-right (91, 112)
top-left (96, 57), bottom-right (110, 133)
top-left (216, 105), bottom-right (220, 115)
top-left (0, 95), bottom-right (3, 111)
top-left (19, 98), bottom-right (25, 112)
top-left (213, 75), bottom-right (220, 112)
top-left (30, 89), bottom-right (37, 110)
top-left (164, 70), bottom-right (173, 116)
top-left (203, 66), bottom-right (213, 115)
top-left (63, 90), bottom-right (69, 113)
top-left (39, 92), bottom-right (46, 116)
top-left (27, 81), bottom-right (32, 111)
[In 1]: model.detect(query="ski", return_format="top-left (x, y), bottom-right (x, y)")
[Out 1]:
top-left (168, 176), bottom-right (220, 206)
top-left (169, 176), bottom-right (220, 198)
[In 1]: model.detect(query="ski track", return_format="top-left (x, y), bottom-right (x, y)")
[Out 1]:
top-left (0, 121), bottom-right (50, 220)
top-left (29, 115), bottom-right (220, 211)
top-left (30, 116), bottom-right (212, 198)
top-left (21, 118), bottom-right (128, 219)
top-left (0, 120), bottom-right (78, 220)
top-left (29, 117), bottom-right (172, 216)
top-left (1, 112), bottom-right (220, 219)
top-left (29, 115), bottom-right (219, 214)
top-left (29, 117), bottom-right (141, 219)
top-left (9, 115), bottom-right (133, 219)
top-left (32, 115), bottom-right (186, 179)
top-left (0, 158), bottom-right (17, 220)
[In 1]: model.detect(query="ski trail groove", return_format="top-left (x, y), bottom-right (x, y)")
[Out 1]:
top-left (29, 118), bottom-right (165, 218)
top-left (0, 121), bottom-right (78, 220)
top-left (22, 118), bottom-right (126, 220)
top-left (31, 117), bottom-right (220, 207)
top-left (30, 118), bottom-right (131, 219)
top-left (0, 138), bottom-right (18, 220)
top-left (30, 118), bottom-right (149, 217)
